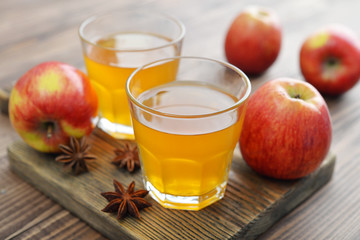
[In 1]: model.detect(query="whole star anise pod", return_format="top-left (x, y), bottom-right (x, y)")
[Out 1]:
top-left (101, 180), bottom-right (152, 220)
top-left (55, 136), bottom-right (96, 175)
top-left (112, 142), bottom-right (140, 172)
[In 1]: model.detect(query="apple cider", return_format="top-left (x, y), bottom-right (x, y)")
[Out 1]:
top-left (83, 32), bottom-right (179, 139)
top-left (132, 81), bottom-right (245, 210)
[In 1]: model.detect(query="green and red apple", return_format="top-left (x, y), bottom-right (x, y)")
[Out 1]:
top-left (224, 6), bottom-right (282, 76)
top-left (239, 78), bottom-right (332, 179)
top-left (300, 24), bottom-right (360, 95)
top-left (9, 61), bottom-right (98, 153)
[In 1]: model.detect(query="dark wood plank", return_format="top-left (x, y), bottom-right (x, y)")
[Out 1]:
top-left (7, 209), bottom-right (106, 240)
top-left (0, 155), bottom-right (105, 240)
top-left (7, 128), bottom-right (335, 240)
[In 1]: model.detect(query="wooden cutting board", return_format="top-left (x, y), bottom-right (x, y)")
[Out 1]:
top-left (7, 127), bottom-right (336, 240)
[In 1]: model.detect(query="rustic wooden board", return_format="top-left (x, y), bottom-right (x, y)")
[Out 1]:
top-left (7, 127), bottom-right (336, 240)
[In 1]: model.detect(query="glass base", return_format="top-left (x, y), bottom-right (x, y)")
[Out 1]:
top-left (94, 117), bottom-right (134, 139)
top-left (145, 180), bottom-right (227, 211)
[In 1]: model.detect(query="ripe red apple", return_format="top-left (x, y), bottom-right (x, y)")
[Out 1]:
top-left (9, 61), bottom-right (98, 153)
top-left (300, 24), bottom-right (360, 96)
top-left (224, 6), bottom-right (282, 76)
top-left (239, 78), bottom-right (332, 180)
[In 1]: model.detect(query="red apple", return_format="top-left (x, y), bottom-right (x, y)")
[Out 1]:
top-left (224, 6), bottom-right (282, 75)
top-left (300, 24), bottom-right (360, 96)
top-left (9, 61), bottom-right (98, 153)
top-left (239, 78), bottom-right (332, 179)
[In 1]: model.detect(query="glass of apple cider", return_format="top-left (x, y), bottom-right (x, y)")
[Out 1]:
top-left (78, 10), bottom-right (185, 139)
top-left (126, 56), bottom-right (251, 210)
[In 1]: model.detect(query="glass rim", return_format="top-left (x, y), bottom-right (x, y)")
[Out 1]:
top-left (78, 10), bottom-right (186, 52)
top-left (126, 56), bottom-right (252, 119)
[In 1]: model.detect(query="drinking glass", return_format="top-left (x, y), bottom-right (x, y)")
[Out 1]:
top-left (79, 10), bottom-right (185, 139)
top-left (126, 56), bottom-right (251, 210)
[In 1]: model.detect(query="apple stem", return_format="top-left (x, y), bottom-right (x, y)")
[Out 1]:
top-left (47, 123), bottom-right (53, 139)
top-left (326, 57), bottom-right (339, 67)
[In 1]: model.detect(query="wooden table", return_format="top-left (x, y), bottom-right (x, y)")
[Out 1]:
top-left (1, 0), bottom-right (359, 239)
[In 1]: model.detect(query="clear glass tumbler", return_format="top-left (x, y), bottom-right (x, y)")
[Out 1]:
top-left (126, 56), bottom-right (251, 210)
top-left (79, 10), bottom-right (185, 139)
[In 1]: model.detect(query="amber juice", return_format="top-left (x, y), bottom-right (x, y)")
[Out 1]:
top-left (132, 81), bottom-right (245, 210)
top-left (84, 32), bottom-right (179, 139)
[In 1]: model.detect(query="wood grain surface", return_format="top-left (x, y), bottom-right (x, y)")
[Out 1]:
top-left (1, 0), bottom-right (360, 239)
top-left (7, 128), bottom-right (335, 240)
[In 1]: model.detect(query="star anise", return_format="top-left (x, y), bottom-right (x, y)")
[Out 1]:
top-left (101, 180), bottom-right (152, 220)
top-left (55, 136), bottom-right (96, 175)
top-left (112, 142), bottom-right (140, 172)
